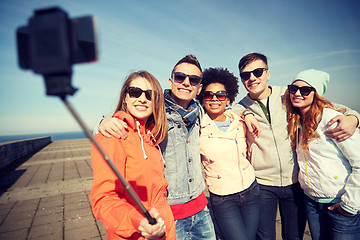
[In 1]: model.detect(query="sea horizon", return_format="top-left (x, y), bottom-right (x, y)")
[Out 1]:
top-left (0, 130), bottom-right (87, 143)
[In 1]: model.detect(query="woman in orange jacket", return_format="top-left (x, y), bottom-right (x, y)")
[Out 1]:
top-left (90, 71), bottom-right (176, 240)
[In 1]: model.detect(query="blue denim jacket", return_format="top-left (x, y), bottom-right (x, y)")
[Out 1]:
top-left (159, 102), bottom-right (205, 205)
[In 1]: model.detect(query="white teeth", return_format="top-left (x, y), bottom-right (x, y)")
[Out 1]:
top-left (179, 88), bottom-right (191, 92)
top-left (209, 104), bottom-right (220, 108)
top-left (135, 106), bottom-right (147, 111)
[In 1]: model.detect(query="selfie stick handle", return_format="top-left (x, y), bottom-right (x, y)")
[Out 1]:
top-left (60, 96), bottom-right (157, 225)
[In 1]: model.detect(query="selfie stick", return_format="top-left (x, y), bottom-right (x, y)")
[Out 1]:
top-left (16, 7), bottom-right (157, 225)
top-left (61, 95), bottom-right (157, 225)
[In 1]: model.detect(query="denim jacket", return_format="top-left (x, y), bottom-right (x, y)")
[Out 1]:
top-left (159, 102), bottom-right (205, 205)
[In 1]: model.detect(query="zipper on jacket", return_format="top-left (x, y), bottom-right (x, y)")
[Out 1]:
top-left (270, 124), bottom-right (283, 186)
top-left (297, 126), bottom-right (313, 196)
top-left (255, 100), bottom-right (284, 186)
top-left (203, 158), bottom-right (219, 179)
top-left (235, 132), bottom-right (244, 189)
top-left (203, 159), bottom-right (214, 168)
top-left (304, 152), bottom-right (314, 196)
top-left (296, 126), bottom-right (313, 195)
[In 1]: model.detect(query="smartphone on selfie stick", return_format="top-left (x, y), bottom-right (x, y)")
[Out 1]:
top-left (16, 6), bottom-right (157, 225)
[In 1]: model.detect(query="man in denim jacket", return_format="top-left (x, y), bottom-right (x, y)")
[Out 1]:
top-left (99, 55), bottom-right (216, 239)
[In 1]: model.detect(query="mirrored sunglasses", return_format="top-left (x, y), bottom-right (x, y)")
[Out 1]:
top-left (203, 90), bottom-right (228, 101)
top-left (240, 68), bottom-right (267, 80)
top-left (173, 72), bottom-right (202, 86)
top-left (287, 85), bottom-right (315, 96)
top-left (127, 87), bottom-right (152, 100)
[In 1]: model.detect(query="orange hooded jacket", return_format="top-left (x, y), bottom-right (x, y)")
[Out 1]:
top-left (90, 111), bottom-right (176, 240)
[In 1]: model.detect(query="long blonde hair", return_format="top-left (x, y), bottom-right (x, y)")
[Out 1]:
top-left (284, 90), bottom-right (341, 151)
top-left (115, 71), bottom-right (167, 145)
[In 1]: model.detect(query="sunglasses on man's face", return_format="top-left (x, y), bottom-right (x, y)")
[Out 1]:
top-left (287, 85), bottom-right (315, 96)
top-left (127, 87), bottom-right (152, 101)
top-left (203, 90), bottom-right (228, 101)
top-left (240, 68), bottom-right (267, 80)
top-left (173, 72), bottom-right (202, 86)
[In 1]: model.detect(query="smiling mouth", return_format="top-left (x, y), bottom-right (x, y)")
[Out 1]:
top-left (179, 88), bottom-right (191, 93)
top-left (291, 97), bottom-right (304, 102)
top-left (135, 105), bottom-right (148, 111)
top-left (248, 82), bottom-right (260, 88)
top-left (209, 103), bottom-right (221, 108)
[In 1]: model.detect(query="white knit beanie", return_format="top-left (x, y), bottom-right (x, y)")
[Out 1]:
top-left (293, 69), bottom-right (330, 96)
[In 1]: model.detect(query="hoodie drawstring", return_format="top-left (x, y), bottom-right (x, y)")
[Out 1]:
top-left (136, 121), bottom-right (148, 159)
top-left (148, 131), bottom-right (166, 164)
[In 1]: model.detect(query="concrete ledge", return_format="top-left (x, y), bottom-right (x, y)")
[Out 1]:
top-left (0, 137), bottom-right (51, 171)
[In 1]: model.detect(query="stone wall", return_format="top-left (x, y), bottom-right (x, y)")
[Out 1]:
top-left (0, 137), bottom-right (51, 171)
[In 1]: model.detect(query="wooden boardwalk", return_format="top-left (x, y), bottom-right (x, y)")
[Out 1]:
top-left (0, 139), bottom-right (106, 240)
top-left (0, 138), bottom-right (311, 239)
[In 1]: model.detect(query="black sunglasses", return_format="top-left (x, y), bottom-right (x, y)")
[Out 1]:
top-left (240, 68), bottom-right (267, 80)
top-left (287, 85), bottom-right (315, 96)
top-left (127, 87), bottom-right (152, 100)
top-left (203, 90), bottom-right (228, 101)
top-left (173, 72), bottom-right (202, 86)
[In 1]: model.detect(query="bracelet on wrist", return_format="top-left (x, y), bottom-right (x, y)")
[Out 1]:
top-left (242, 111), bottom-right (254, 118)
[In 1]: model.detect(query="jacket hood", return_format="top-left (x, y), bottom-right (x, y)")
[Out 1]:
top-left (113, 111), bottom-right (139, 130)
top-left (113, 111), bottom-right (154, 132)
top-left (113, 111), bottom-right (155, 159)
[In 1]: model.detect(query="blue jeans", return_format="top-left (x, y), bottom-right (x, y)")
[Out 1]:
top-left (210, 180), bottom-right (260, 240)
top-left (175, 206), bottom-right (216, 240)
top-left (305, 195), bottom-right (360, 240)
top-left (256, 183), bottom-right (306, 240)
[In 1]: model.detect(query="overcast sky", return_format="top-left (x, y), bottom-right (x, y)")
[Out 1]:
top-left (1, 0), bottom-right (359, 135)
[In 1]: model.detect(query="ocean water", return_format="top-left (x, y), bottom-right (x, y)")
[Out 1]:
top-left (0, 131), bottom-right (87, 143)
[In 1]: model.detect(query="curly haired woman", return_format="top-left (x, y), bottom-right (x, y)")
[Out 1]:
top-left (197, 67), bottom-right (260, 240)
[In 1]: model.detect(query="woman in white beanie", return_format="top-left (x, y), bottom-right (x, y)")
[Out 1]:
top-left (284, 69), bottom-right (360, 240)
